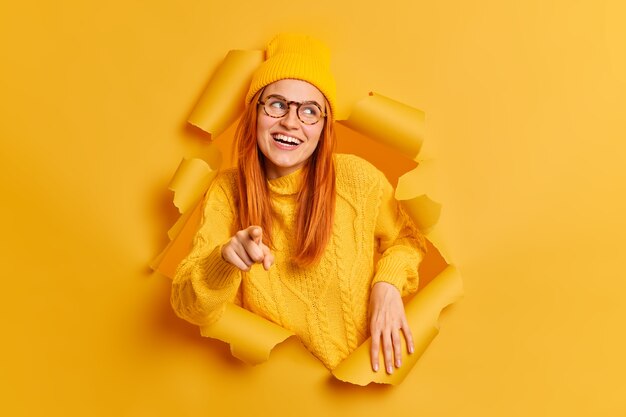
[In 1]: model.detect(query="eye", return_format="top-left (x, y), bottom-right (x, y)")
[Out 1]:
top-left (268, 98), bottom-right (287, 110)
top-left (300, 104), bottom-right (320, 117)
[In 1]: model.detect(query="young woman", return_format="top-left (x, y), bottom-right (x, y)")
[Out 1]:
top-left (171, 34), bottom-right (426, 374)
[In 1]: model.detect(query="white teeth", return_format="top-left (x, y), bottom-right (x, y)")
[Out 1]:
top-left (273, 134), bottom-right (302, 145)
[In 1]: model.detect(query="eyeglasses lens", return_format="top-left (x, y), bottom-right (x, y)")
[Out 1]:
top-left (263, 97), bottom-right (322, 125)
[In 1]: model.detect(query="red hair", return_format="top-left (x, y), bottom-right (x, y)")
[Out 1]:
top-left (234, 89), bottom-right (336, 266)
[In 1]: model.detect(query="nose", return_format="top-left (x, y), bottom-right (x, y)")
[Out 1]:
top-left (280, 104), bottom-right (300, 129)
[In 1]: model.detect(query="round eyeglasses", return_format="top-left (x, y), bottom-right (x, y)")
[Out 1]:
top-left (258, 95), bottom-right (326, 125)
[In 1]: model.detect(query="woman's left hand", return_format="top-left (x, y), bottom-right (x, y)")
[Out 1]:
top-left (369, 281), bottom-right (414, 374)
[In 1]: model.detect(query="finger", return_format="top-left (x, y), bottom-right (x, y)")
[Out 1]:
top-left (391, 327), bottom-right (402, 368)
top-left (222, 245), bottom-right (251, 271)
top-left (261, 244), bottom-right (274, 270)
top-left (370, 327), bottom-right (381, 372)
top-left (247, 226), bottom-right (263, 244)
top-left (244, 241), bottom-right (265, 263)
top-left (238, 229), bottom-right (264, 262)
top-left (232, 240), bottom-right (255, 268)
top-left (401, 318), bottom-right (415, 354)
top-left (382, 329), bottom-right (394, 374)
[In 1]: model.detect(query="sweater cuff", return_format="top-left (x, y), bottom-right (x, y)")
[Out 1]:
top-left (199, 245), bottom-right (240, 289)
top-left (372, 256), bottom-right (409, 294)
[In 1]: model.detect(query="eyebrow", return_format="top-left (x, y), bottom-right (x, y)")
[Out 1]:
top-left (264, 94), bottom-right (324, 109)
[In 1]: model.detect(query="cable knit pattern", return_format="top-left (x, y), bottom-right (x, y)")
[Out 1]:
top-left (170, 153), bottom-right (426, 369)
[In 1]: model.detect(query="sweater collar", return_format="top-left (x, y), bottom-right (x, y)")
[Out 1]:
top-left (267, 167), bottom-right (303, 196)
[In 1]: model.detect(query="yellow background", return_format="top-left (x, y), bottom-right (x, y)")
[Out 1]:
top-left (1, 0), bottom-right (625, 415)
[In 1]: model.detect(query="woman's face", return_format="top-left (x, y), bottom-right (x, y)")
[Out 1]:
top-left (256, 79), bottom-right (326, 179)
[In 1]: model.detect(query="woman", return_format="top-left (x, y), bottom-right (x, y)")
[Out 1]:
top-left (171, 34), bottom-right (426, 374)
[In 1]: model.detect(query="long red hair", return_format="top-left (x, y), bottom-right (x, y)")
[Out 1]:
top-left (234, 89), bottom-right (336, 267)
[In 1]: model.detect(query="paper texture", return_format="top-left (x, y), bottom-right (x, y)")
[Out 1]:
top-left (200, 304), bottom-right (295, 365)
top-left (151, 158), bottom-right (215, 278)
top-left (169, 157), bottom-right (217, 214)
top-left (331, 265), bottom-right (462, 385)
top-left (153, 50), bottom-right (462, 385)
top-left (339, 92), bottom-right (425, 160)
top-left (188, 50), bottom-right (264, 138)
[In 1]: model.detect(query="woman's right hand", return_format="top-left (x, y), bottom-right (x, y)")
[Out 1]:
top-left (221, 226), bottom-right (274, 271)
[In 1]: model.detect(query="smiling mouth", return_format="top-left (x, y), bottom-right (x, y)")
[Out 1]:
top-left (272, 133), bottom-right (303, 147)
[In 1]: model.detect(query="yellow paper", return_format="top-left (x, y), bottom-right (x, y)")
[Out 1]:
top-left (395, 159), bottom-right (452, 257)
top-left (423, 227), bottom-right (455, 265)
top-left (154, 56), bottom-right (462, 386)
top-left (331, 265), bottom-right (463, 385)
top-left (169, 158), bottom-right (216, 214)
top-left (200, 304), bottom-right (295, 365)
top-left (188, 50), bottom-right (264, 138)
top-left (400, 195), bottom-right (442, 234)
top-left (151, 202), bottom-right (204, 278)
top-left (396, 158), bottom-right (439, 200)
top-left (339, 92), bottom-right (425, 160)
top-left (151, 158), bottom-right (215, 277)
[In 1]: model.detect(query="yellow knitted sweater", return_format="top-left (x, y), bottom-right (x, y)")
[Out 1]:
top-left (171, 154), bottom-right (425, 369)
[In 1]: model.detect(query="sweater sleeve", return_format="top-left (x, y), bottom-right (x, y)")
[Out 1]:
top-left (371, 171), bottom-right (427, 297)
top-left (170, 174), bottom-right (242, 326)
